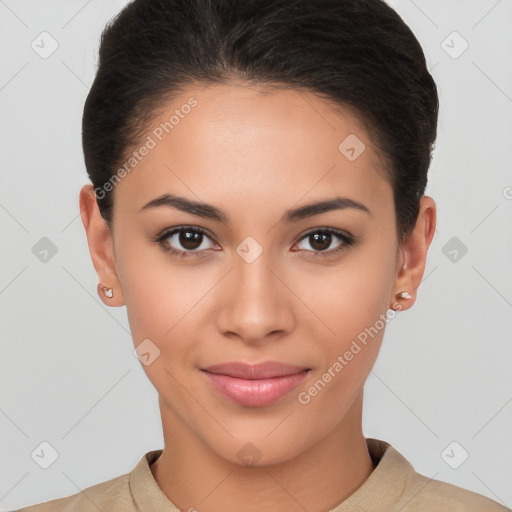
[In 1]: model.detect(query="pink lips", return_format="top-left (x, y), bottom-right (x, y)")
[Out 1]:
top-left (201, 361), bottom-right (310, 407)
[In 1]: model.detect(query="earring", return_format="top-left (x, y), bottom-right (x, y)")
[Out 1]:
top-left (390, 290), bottom-right (412, 311)
top-left (98, 283), bottom-right (113, 298)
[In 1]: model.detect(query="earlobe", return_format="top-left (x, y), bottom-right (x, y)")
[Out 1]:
top-left (98, 283), bottom-right (114, 299)
top-left (389, 195), bottom-right (437, 312)
top-left (79, 184), bottom-right (125, 307)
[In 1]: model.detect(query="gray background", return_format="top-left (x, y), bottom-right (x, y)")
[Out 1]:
top-left (1, 0), bottom-right (511, 510)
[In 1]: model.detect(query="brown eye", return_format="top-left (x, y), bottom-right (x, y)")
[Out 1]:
top-left (178, 229), bottom-right (204, 250)
top-left (294, 228), bottom-right (354, 257)
top-left (156, 226), bottom-right (217, 258)
top-left (308, 232), bottom-right (333, 252)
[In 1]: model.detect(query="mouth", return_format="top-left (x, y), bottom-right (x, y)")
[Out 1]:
top-left (200, 361), bottom-right (311, 407)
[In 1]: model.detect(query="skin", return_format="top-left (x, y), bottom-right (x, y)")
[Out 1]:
top-left (79, 82), bottom-right (436, 512)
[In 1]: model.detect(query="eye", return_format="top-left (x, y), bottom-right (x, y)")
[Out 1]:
top-left (292, 228), bottom-right (354, 258)
top-left (154, 226), bottom-right (355, 259)
top-left (155, 226), bottom-right (218, 258)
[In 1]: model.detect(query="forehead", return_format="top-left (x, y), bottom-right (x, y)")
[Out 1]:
top-left (112, 82), bottom-right (392, 221)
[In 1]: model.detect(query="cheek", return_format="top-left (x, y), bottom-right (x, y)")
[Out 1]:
top-left (296, 250), bottom-right (395, 338)
top-left (290, 242), bottom-right (396, 401)
top-left (116, 245), bottom-right (213, 387)
top-left (295, 263), bottom-right (392, 422)
top-left (115, 236), bottom-right (193, 338)
top-left (114, 251), bottom-right (178, 390)
top-left (118, 229), bottom-right (396, 348)
top-left (119, 265), bottom-right (199, 401)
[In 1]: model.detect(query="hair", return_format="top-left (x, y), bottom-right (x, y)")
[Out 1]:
top-left (82, 0), bottom-right (439, 243)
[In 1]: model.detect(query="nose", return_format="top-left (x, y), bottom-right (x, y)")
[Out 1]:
top-left (215, 250), bottom-right (295, 346)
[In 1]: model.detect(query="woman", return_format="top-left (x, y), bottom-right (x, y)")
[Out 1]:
top-left (18, 0), bottom-right (509, 510)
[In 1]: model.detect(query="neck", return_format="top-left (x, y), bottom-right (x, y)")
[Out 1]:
top-left (151, 392), bottom-right (374, 512)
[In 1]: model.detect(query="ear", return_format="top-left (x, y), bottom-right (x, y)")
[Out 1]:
top-left (390, 195), bottom-right (436, 311)
top-left (79, 184), bottom-right (125, 307)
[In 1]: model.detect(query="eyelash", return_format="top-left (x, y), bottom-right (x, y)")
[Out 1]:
top-left (154, 226), bottom-right (355, 259)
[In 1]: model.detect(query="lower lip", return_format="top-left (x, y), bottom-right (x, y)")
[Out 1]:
top-left (201, 370), bottom-right (309, 407)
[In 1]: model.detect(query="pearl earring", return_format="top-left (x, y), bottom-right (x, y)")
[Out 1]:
top-left (98, 283), bottom-right (113, 298)
top-left (390, 290), bottom-right (412, 311)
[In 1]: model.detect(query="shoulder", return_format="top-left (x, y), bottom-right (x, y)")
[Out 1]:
top-left (15, 472), bottom-right (133, 512)
top-left (364, 439), bottom-right (510, 512)
top-left (406, 471), bottom-right (510, 511)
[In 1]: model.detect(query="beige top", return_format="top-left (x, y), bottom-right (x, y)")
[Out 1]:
top-left (18, 438), bottom-right (510, 511)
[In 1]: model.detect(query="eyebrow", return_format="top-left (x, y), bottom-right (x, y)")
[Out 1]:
top-left (140, 193), bottom-right (371, 223)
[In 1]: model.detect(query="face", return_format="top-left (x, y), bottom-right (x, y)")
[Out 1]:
top-left (86, 82), bottom-right (426, 466)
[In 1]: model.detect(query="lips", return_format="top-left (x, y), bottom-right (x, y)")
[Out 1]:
top-left (201, 361), bottom-right (311, 407)
top-left (203, 361), bottom-right (309, 379)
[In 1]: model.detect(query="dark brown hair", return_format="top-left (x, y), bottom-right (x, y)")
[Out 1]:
top-left (82, 0), bottom-right (439, 242)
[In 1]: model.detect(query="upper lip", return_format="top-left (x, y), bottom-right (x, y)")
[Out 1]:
top-left (201, 361), bottom-right (310, 379)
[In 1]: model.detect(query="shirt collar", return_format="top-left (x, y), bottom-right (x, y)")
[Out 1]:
top-left (129, 438), bottom-right (413, 511)
top-left (130, 448), bottom-right (179, 511)
top-left (328, 438), bottom-right (413, 511)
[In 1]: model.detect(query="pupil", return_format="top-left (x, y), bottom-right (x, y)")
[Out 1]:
top-left (180, 230), bottom-right (201, 250)
top-left (311, 233), bottom-right (331, 251)
top-left (176, 231), bottom-right (333, 252)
